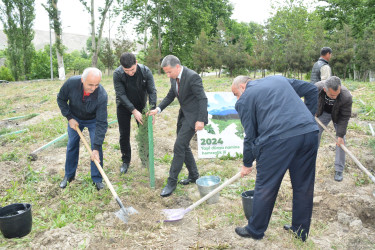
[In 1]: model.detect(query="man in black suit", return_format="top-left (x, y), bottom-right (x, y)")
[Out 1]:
top-left (149, 55), bottom-right (208, 197)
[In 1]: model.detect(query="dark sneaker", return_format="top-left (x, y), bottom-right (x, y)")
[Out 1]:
top-left (120, 162), bottom-right (129, 175)
top-left (94, 182), bottom-right (105, 191)
top-left (334, 171), bottom-right (343, 182)
top-left (59, 176), bottom-right (75, 189)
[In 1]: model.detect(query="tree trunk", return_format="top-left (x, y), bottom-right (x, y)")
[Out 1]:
top-left (91, 0), bottom-right (113, 67)
top-left (90, 0), bottom-right (96, 67)
top-left (56, 51), bottom-right (65, 80)
top-left (157, 3), bottom-right (161, 75)
top-left (143, 0), bottom-right (148, 52)
top-left (369, 70), bottom-right (375, 82)
top-left (51, 0), bottom-right (65, 80)
top-left (363, 70), bottom-right (369, 82)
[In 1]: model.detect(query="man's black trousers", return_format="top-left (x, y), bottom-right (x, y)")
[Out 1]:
top-left (167, 115), bottom-right (199, 185)
top-left (117, 105), bottom-right (136, 164)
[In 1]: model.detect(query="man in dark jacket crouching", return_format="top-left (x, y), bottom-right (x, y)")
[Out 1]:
top-left (315, 76), bottom-right (352, 182)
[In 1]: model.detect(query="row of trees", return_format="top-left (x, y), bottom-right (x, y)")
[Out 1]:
top-left (0, 0), bottom-right (374, 81)
top-left (0, 0), bottom-right (120, 80)
top-left (139, 0), bottom-right (375, 80)
top-left (0, 31), bottom-right (135, 81)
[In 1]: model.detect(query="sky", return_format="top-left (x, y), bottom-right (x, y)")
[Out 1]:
top-left (230, 0), bottom-right (273, 24)
top-left (32, 0), bottom-right (274, 37)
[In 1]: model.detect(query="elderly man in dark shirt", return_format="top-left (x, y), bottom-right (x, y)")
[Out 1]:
top-left (57, 67), bottom-right (108, 191)
top-left (232, 75), bottom-right (319, 242)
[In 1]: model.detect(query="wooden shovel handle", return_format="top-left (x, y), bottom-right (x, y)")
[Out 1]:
top-left (315, 116), bottom-right (375, 183)
top-left (76, 126), bottom-right (120, 198)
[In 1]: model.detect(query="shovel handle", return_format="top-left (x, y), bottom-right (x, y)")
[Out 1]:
top-left (315, 117), bottom-right (375, 184)
top-left (75, 127), bottom-right (120, 199)
top-left (186, 172), bottom-right (242, 212)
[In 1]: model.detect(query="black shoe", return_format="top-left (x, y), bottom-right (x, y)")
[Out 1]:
top-left (59, 176), bottom-right (75, 189)
top-left (94, 182), bottom-right (104, 191)
top-left (235, 226), bottom-right (263, 240)
top-left (179, 177), bottom-right (199, 185)
top-left (334, 171), bottom-right (343, 182)
top-left (160, 184), bottom-right (176, 197)
top-left (120, 162), bottom-right (129, 175)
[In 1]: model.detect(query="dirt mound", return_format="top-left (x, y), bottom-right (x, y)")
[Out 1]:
top-left (30, 224), bottom-right (91, 249)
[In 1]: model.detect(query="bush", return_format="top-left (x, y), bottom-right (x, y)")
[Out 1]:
top-left (0, 66), bottom-right (15, 81)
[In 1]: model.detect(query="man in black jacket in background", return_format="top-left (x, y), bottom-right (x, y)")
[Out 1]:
top-left (113, 52), bottom-right (157, 174)
top-left (57, 67), bottom-right (108, 190)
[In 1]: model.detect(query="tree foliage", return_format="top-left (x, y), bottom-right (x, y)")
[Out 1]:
top-left (112, 30), bottom-right (135, 59)
top-left (318, 0), bottom-right (375, 80)
top-left (191, 31), bottom-right (213, 75)
top-left (0, 0), bottom-right (35, 80)
top-left (28, 45), bottom-right (58, 79)
top-left (144, 36), bottom-right (162, 73)
top-left (318, 0), bottom-right (375, 38)
top-left (99, 38), bottom-right (116, 75)
top-left (0, 66), bottom-right (14, 81)
top-left (121, 0), bottom-right (233, 67)
top-left (0, 0), bottom-right (374, 82)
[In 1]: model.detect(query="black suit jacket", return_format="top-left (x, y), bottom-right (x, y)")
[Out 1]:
top-left (158, 66), bottom-right (208, 129)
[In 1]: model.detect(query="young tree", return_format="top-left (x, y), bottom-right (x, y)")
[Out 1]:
top-left (191, 31), bottom-right (213, 75)
top-left (328, 25), bottom-right (354, 80)
top-left (43, 0), bottom-right (66, 80)
top-left (79, 0), bottom-right (115, 67)
top-left (222, 36), bottom-right (250, 76)
top-left (210, 36), bottom-right (224, 77)
top-left (0, 66), bottom-right (14, 81)
top-left (144, 36), bottom-right (161, 73)
top-left (251, 29), bottom-right (270, 78)
top-left (29, 45), bottom-right (58, 80)
top-left (354, 29), bottom-right (375, 81)
top-left (0, 0), bottom-right (35, 80)
top-left (112, 30), bottom-right (135, 59)
top-left (99, 38), bottom-right (116, 75)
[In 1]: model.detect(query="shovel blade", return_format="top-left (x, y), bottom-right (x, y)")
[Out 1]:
top-left (114, 206), bottom-right (138, 223)
top-left (162, 208), bottom-right (187, 222)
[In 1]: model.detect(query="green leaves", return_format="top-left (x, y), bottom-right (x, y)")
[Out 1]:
top-left (0, 0), bottom-right (35, 80)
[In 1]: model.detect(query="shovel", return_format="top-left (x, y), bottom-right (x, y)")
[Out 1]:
top-left (76, 126), bottom-right (138, 223)
top-left (315, 117), bottom-right (375, 188)
top-left (162, 172), bottom-right (241, 222)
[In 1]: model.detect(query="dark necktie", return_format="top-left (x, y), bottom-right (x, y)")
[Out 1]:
top-left (176, 77), bottom-right (180, 95)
